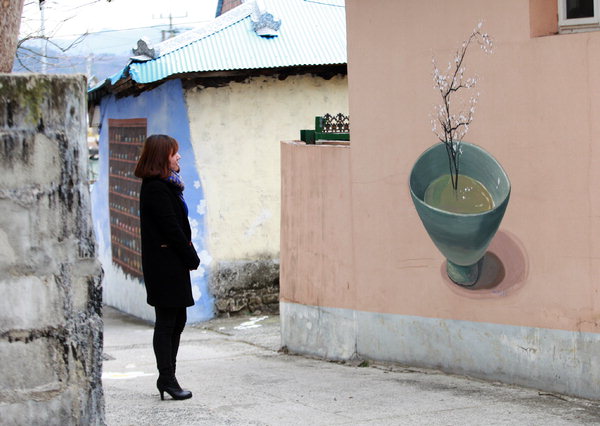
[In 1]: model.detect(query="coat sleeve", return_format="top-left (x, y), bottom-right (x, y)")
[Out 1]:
top-left (143, 182), bottom-right (201, 270)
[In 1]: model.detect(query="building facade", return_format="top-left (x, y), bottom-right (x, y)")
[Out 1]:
top-left (280, 0), bottom-right (600, 399)
top-left (90, 0), bottom-right (348, 321)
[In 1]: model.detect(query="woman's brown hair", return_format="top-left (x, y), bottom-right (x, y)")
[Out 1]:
top-left (134, 134), bottom-right (179, 179)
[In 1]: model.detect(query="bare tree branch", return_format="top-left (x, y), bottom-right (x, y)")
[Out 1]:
top-left (16, 0), bottom-right (110, 73)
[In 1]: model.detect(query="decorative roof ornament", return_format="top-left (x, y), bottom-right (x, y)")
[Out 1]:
top-left (131, 38), bottom-right (158, 61)
top-left (251, 11), bottom-right (281, 37)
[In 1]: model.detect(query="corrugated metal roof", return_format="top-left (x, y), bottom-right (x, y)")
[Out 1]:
top-left (102, 0), bottom-right (346, 88)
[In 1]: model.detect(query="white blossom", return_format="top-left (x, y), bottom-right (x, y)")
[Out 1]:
top-left (430, 21), bottom-right (493, 190)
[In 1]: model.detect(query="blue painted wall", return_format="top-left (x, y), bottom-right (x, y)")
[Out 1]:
top-left (91, 79), bottom-right (214, 322)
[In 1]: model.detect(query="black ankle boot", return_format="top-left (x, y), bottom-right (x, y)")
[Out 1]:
top-left (157, 375), bottom-right (192, 401)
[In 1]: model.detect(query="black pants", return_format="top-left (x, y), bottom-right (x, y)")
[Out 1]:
top-left (153, 306), bottom-right (187, 376)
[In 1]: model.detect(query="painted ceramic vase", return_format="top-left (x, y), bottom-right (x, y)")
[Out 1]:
top-left (409, 142), bottom-right (511, 286)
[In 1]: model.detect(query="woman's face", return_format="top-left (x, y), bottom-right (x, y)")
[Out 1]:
top-left (169, 150), bottom-right (181, 172)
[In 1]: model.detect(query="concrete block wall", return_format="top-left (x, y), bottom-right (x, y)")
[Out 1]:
top-left (0, 74), bottom-right (104, 424)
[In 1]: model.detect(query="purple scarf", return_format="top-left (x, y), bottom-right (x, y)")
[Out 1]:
top-left (163, 170), bottom-right (188, 214)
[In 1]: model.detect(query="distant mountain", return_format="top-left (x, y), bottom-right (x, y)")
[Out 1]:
top-left (62, 27), bottom-right (172, 56)
top-left (13, 43), bottom-right (130, 87)
top-left (13, 25), bottom-right (194, 85)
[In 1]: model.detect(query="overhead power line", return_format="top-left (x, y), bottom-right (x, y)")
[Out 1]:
top-left (36, 19), bottom-right (213, 38)
top-left (303, 0), bottom-right (345, 7)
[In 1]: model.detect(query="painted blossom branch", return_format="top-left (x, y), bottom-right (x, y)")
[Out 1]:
top-left (431, 22), bottom-right (493, 190)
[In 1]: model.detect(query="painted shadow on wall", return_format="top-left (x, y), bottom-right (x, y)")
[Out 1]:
top-left (441, 229), bottom-right (529, 298)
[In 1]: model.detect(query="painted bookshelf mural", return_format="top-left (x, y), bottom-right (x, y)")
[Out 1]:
top-left (108, 118), bottom-right (146, 280)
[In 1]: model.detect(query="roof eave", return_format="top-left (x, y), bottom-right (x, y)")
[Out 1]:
top-left (88, 63), bottom-right (347, 103)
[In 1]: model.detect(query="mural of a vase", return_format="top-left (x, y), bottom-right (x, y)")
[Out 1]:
top-left (409, 141), bottom-right (510, 286)
top-left (409, 23), bottom-right (509, 286)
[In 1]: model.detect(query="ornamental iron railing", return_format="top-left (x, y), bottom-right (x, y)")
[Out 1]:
top-left (300, 113), bottom-right (350, 144)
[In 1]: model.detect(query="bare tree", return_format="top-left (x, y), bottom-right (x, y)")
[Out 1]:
top-left (0, 0), bottom-right (26, 72)
top-left (15, 32), bottom-right (88, 72)
top-left (13, 0), bottom-right (112, 73)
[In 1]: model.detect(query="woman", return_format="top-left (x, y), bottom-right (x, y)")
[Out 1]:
top-left (134, 134), bottom-right (200, 401)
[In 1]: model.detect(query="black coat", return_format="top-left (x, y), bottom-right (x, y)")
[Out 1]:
top-left (139, 177), bottom-right (200, 307)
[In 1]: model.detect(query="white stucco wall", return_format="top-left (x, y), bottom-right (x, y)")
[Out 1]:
top-left (185, 73), bottom-right (348, 262)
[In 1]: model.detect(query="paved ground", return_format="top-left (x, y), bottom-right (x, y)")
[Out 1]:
top-left (102, 306), bottom-right (600, 425)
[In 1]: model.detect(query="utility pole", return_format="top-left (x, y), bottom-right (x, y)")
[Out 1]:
top-left (155, 12), bottom-right (188, 41)
top-left (40, 0), bottom-right (47, 73)
top-left (86, 53), bottom-right (94, 86)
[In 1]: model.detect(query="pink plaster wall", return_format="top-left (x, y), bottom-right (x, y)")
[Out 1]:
top-left (281, 0), bottom-right (600, 334)
top-left (280, 142), bottom-right (356, 309)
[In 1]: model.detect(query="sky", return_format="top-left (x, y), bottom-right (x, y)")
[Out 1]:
top-left (19, 0), bottom-right (220, 54)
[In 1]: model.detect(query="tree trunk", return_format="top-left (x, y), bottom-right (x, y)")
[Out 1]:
top-left (0, 0), bottom-right (25, 72)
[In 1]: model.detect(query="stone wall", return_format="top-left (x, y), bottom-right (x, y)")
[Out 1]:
top-left (210, 260), bottom-right (279, 316)
top-left (0, 74), bottom-right (104, 424)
